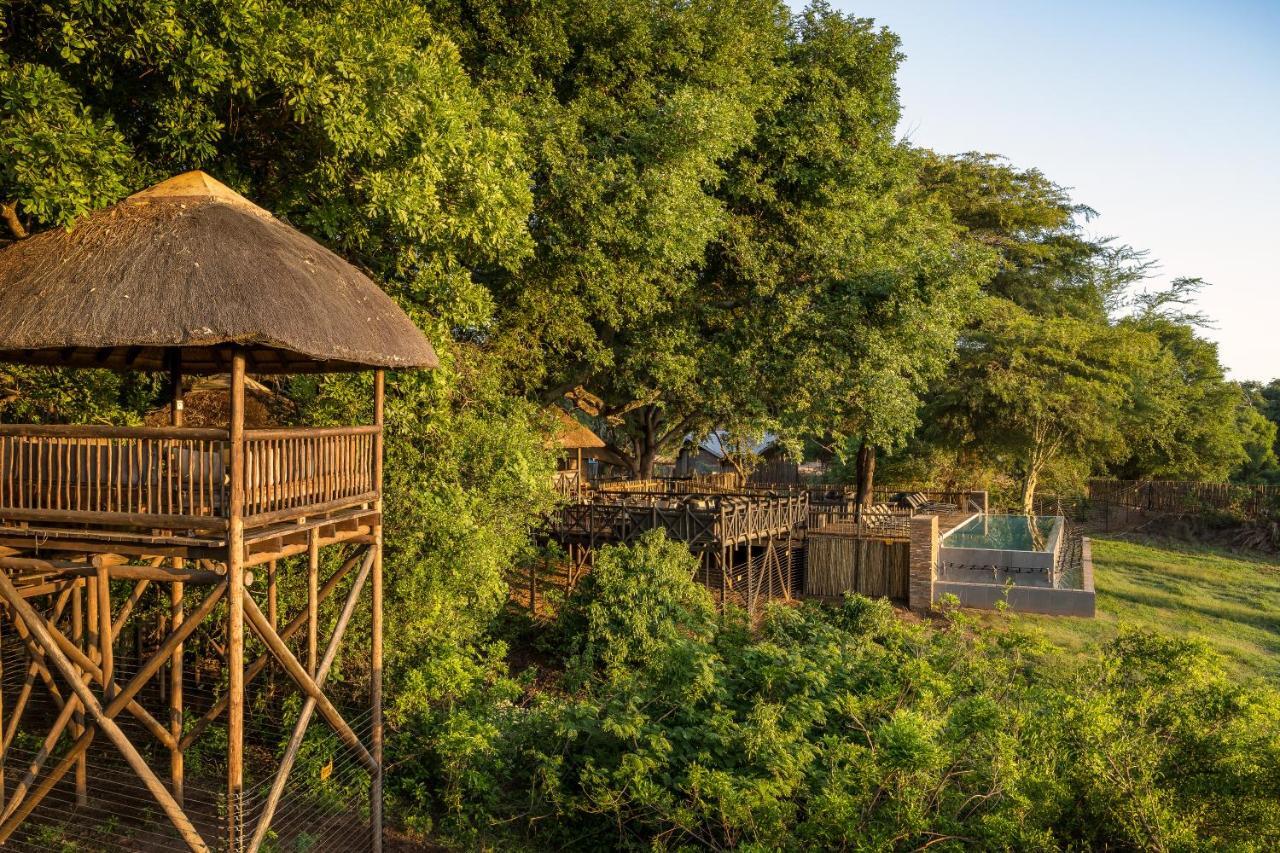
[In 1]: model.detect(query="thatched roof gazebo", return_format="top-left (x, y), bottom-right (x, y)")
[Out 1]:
top-left (0, 171), bottom-right (435, 852)
top-left (0, 170), bottom-right (437, 374)
top-left (550, 408), bottom-right (606, 499)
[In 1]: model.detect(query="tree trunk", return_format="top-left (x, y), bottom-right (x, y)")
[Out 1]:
top-left (854, 440), bottom-right (876, 508)
top-left (638, 407), bottom-right (658, 479)
top-left (1020, 466), bottom-right (1039, 515)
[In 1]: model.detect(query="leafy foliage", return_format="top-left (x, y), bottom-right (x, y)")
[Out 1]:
top-left (396, 537), bottom-right (1280, 850)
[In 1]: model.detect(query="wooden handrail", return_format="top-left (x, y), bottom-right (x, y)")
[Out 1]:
top-left (0, 424), bottom-right (228, 440)
top-left (245, 425), bottom-right (380, 440)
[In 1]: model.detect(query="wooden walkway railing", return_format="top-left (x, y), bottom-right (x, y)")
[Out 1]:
top-left (550, 492), bottom-right (808, 548)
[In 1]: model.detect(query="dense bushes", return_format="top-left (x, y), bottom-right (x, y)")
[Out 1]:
top-left (393, 533), bottom-right (1280, 850)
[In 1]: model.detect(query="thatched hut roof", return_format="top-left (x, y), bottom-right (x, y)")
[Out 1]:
top-left (0, 171), bottom-right (438, 374)
top-left (552, 408), bottom-right (606, 450)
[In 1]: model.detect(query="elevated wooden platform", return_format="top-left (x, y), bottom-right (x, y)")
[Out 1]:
top-left (548, 490), bottom-right (807, 551)
top-left (0, 423), bottom-right (379, 565)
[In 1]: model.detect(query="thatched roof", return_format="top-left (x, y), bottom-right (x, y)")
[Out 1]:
top-left (0, 171), bottom-right (438, 374)
top-left (552, 408), bottom-right (606, 450)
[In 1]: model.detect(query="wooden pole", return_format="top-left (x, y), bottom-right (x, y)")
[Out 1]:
top-left (170, 349), bottom-right (185, 805)
top-left (0, 606), bottom-right (4, 814)
top-left (227, 349), bottom-right (247, 851)
top-left (308, 528), bottom-right (319, 678)
top-left (267, 560), bottom-right (278, 630)
top-left (94, 557), bottom-right (113, 701)
top-left (372, 368), bottom-right (385, 853)
top-left (72, 577), bottom-right (86, 806)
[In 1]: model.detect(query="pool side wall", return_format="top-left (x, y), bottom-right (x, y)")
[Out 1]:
top-left (932, 536), bottom-right (1096, 617)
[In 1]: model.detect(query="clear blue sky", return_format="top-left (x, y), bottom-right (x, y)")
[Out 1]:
top-left (822, 0), bottom-right (1280, 381)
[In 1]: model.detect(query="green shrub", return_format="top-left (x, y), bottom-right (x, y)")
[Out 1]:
top-left (394, 537), bottom-right (1280, 850)
top-left (556, 531), bottom-right (717, 680)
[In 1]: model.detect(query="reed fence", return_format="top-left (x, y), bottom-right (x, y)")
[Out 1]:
top-left (1086, 479), bottom-right (1280, 520)
top-left (804, 534), bottom-right (909, 600)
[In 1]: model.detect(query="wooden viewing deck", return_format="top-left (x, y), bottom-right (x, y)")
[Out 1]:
top-left (0, 423), bottom-right (381, 568)
top-left (0, 170), bottom-right (444, 851)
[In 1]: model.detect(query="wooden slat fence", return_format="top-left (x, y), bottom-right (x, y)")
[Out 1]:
top-left (1087, 479), bottom-right (1280, 520)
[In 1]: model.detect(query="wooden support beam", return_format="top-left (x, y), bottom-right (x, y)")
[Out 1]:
top-left (372, 368), bottom-right (385, 853)
top-left (3, 581), bottom-right (223, 842)
top-left (179, 548), bottom-right (366, 750)
top-left (267, 560), bottom-right (278, 630)
top-left (242, 593), bottom-right (376, 772)
top-left (247, 549), bottom-right (374, 853)
top-left (227, 348), bottom-right (247, 852)
top-left (94, 558), bottom-right (114, 702)
top-left (0, 570), bottom-right (209, 852)
top-left (72, 579), bottom-right (86, 807)
top-left (308, 528), bottom-right (319, 678)
top-left (170, 353), bottom-right (187, 808)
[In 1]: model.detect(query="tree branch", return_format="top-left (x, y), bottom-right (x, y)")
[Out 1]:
top-left (1, 202), bottom-right (28, 240)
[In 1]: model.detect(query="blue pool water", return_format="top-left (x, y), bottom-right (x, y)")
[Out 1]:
top-left (943, 514), bottom-right (1057, 552)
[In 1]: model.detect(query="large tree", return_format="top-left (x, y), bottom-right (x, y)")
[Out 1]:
top-left (910, 153), bottom-right (1243, 506)
top-left (1236, 379), bottom-right (1280, 484)
top-left (1112, 281), bottom-right (1248, 481)
top-left (434, 2), bottom-right (983, 477)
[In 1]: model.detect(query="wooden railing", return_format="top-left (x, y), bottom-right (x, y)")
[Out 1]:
top-left (0, 425), bottom-right (230, 530)
top-left (807, 506), bottom-right (913, 541)
top-left (554, 469), bottom-right (587, 499)
top-left (550, 491), bottom-right (808, 547)
top-left (243, 426), bottom-right (378, 524)
top-left (0, 423), bottom-right (380, 534)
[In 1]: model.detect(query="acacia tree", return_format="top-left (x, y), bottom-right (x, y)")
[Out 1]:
top-left (932, 299), bottom-right (1143, 512)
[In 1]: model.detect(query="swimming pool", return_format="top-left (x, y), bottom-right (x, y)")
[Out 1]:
top-left (939, 513), bottom-right (1064, 581)
top-left (943, 514), bottom-right (1057, 551)
top-left (932, 513), bottom-right (1093, 616)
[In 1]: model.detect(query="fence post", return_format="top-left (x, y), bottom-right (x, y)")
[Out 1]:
top-left (909, 514), bottom-right (938, 613)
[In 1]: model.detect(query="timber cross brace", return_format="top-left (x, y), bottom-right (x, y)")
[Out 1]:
top-left (0, 540), bottom-right (382, 852)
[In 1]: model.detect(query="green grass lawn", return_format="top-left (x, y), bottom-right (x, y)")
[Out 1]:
top-left (994, 536), bottom-right (1280, 682)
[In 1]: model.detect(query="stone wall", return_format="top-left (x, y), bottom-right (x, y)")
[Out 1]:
top-left (908, 513), bottom-right (938, 612)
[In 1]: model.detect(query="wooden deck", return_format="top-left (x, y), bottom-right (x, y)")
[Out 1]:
top-left (549, 491), bottom-right (808, 550)
top-left (0, 423), bottom-right (379, 563)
